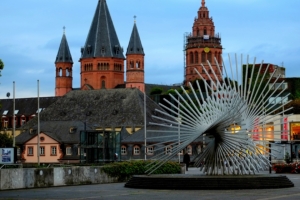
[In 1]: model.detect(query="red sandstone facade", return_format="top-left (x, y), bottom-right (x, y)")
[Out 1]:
top-left (126, 54), bottom-right (145, 92)
top-left (185, 0), bottom-right (223, 85)
top-left (55, 62), bottom-right (73, 96)
top-left (80, 57), bottom-right (125, 90)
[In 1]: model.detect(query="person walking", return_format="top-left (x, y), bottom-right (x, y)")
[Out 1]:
top-left (183, 151), bottom-right (190, 171)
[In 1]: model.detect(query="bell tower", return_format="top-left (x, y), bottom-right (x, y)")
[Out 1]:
top-left (55, 27), bottom-right (73, 96)
top-left (80, 0), bottom-right (125, 90)
top-left (126, 17), bottom-right (145, 93)
top-left (184, 0), bottom-right (223, 85)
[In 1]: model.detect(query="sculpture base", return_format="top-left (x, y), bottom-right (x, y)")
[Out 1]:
top-left (125, 174), bottom-right (294, 190)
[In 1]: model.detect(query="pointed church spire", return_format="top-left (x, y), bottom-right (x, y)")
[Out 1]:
top-left (126, 16), bottom-right (144, 55)
top-left (55, 27), bottom-right (73, 64)
top-left (81, 0), bottom-right (124, 59)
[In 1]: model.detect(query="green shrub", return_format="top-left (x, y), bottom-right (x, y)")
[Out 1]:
top-left (150, 87), bottom-right (163, 95)
top-left (101, 160), bottom-right (181, 181)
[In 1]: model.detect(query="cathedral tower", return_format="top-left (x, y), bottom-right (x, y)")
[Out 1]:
top-left (80, 0), bottom-right (125, 90)
top-left (55, 28), bottom-right (73, 96)
top-left (126, 18), bottom-right (145, 93)
top-left (184, 0), bottom-right (223, 85)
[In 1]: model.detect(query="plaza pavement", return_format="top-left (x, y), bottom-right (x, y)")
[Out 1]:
top-left (1, 168), bottom-right (300, 200)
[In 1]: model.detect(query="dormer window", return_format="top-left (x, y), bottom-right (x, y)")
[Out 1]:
top-left (101, 46), bottom-right (105, 54)
top-left (3, 110), bottom-right (8, 115)
top-left (14, 110), bottom-right (19, 115)
top-left (69, 126), bottom-right (77, 134)
top-left (114, 45), bottom-right (120, 55)
top-left (87, 45), bottom-right (92, 54)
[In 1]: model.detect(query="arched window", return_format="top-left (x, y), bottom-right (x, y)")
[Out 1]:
top-left (201, 51), bottom-right (206, 63)
top-left (121, 145), bottom-right (127, 155)
top-left (194, 51), bottom-right (199, 64)
top-left (66, 68), bottom-right (70, 76)
top-left (197, 29), bottom-right (200, 36)
top-left (130, 61), bottom-right (134, 68)
top-left (136, 61), bottom-right (140, 68)
top-left (133, 145), bottom-right (140, 155)
top-left (207, 52), bottom-right (212, 63)
top-left (189, 52), bottom-right (194, 64)
top-left (218, 52), bottom-right (221, 64)
top-left (59, 68), bottom-right (62, 76)
top-left (204, 28), bottom-right (207, 35)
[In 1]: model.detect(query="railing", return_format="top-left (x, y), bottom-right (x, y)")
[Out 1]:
top-left (0, 163), bottom-right (23, 169)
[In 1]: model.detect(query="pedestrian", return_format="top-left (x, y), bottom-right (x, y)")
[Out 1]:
top-left (183, 150), bottom-right (190, 171)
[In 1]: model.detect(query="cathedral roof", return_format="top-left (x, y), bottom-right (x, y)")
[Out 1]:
top-left (15, 88), bottom-right (167, 145)
top-left (80, 0), bottom-right (125, 59)
top-left (55, 29), bottom-right (73, 64)
top-left (126, 21), bottom-right (144, 55)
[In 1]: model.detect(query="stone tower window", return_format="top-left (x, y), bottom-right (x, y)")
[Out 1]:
top-left (201, 51), bottom-right (206, 63)
top-left (190, 52), bottom-right (194, 64)
top-left (136, 61), bottom-right (140, 68)
top-left (195, 51), bottom-right (199, 63)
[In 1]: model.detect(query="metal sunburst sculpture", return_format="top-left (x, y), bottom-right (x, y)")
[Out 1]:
top-left (146, 54), bottom-right (292, 175)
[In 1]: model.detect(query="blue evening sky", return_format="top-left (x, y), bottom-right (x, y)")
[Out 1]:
top-left (0, 0), bottom-right (299, 98)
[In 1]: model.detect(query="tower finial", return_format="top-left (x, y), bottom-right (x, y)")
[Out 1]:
top-left (63, 26), bottom-right (66, 34)
top-left (134, 15), bottom-right (136, 23)
top-left (202, 0), bottom-right (205, 7)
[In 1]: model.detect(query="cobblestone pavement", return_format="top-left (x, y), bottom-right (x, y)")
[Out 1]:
top-left (1, 168), bottom-right (300, 200)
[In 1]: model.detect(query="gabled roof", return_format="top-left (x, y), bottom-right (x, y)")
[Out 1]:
top-left (16, 121), bottom-right (84, 145)
top-left (55, 30), bottom-right (73, 64)
top-left (126, 22), bottom-right (144, 55)
top-left (81, 0), bottom-right (125, 59)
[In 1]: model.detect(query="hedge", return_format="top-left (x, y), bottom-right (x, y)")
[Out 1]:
top-left (272, 162), bottom-right (300, 173)
top-left (101, 160), bottom-right (181, 181)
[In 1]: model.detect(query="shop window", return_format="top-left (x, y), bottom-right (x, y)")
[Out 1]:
top-left (291, 122), bottom-right (300, 140)
top-left (121, 145), bottom-right (127, 155)
top-left (51, 146), bottom-right (57, 156)
top-left (133, 145), bottom-right (140, 155)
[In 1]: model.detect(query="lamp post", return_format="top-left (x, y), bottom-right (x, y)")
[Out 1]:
top-left (13, 81), bottom-right (15, 147)
top-left (37, 80), bottom-right (40, 166)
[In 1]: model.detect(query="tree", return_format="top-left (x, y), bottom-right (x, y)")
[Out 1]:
top-left (0, 59), bottom-right (4, 77)
top-left (0, 133), bottom-right (13, 147)
top-left (150, 87), bottom-right (163, 95)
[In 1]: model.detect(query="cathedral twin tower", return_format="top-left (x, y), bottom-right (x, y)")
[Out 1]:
top-left (54, 0), bottom-right (222, 96)
top-left (54, 0), bottom-right (145, 96)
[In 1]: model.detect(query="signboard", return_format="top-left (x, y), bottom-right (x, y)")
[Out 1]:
top-left (0, 148), bottom-right (16, 164)
top-left (282, 117), bottom-right (288, 140)
top-left (203, 35), bottom-right (209, 40)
